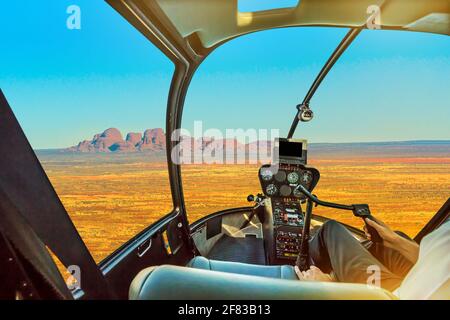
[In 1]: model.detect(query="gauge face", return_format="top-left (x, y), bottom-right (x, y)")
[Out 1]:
top-left (260, 168), bottom-right (274, 181)
top-left (293, 188), bottom-right (303, 198)
top-left (280, 185), bottom-right (292, 197)
top-left (265, 184), bottom-right (278, 196)
top-left (274, 170), bottom-right (287, 182)
top-left (301, 171), bottom-right (313, 184)
top-left (287, 172), bottom-right (299, 184)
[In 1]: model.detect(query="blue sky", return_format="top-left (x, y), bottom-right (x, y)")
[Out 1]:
top-left (1, 1), bottom-right (449, 149)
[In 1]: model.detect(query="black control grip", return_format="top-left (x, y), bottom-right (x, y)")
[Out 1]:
top-left (352, 204), bottom-right (382, 243)
top-left (363, 215), bottom-right (382, 243)
top-left (296, 253), bottom-right (310, 272)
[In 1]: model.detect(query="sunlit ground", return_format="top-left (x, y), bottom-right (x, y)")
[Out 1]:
top-left (40, 154), bottom-right (450, 263)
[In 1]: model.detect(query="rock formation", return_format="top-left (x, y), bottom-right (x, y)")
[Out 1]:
top-left (65, 127), bottom-right (166, 153)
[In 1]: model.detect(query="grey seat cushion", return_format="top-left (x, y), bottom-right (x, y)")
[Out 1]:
top-left (129, 264), bottom-right (396, 300)
top-left (187, 256), bottom-right (298, 280)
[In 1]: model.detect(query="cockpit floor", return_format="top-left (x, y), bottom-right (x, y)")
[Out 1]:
top-left (206, 235), bottom-right (266, 265)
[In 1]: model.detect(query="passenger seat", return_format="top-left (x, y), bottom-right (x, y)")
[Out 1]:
top-left (129, 263), bottom-right (396, 300)
top-left (187, 256), bottom-right (297, 280)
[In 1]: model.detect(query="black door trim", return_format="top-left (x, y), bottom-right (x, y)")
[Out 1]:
top-left (414, 198), bottom-right (450, 243)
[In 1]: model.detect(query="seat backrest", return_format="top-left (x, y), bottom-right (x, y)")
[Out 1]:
top-left (130, 264), bottom-right (396, 300)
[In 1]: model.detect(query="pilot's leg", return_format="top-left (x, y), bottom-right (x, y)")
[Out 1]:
top-left (369, 236), bottom-right (414, 278)
top-left (308, 220), bottom-right (403, 291)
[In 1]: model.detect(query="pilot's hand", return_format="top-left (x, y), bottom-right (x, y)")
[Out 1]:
top-left (295, 265), bottom-right (333, 282)
top-left (364, 216), bottom-right (399, 248)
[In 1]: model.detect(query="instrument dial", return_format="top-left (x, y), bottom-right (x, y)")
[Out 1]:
top-left (265, 184), bottom-right (278, 196)
top-left (260, 168), bottom-right (273, 181)
top-left (301, 171), bottom-right (313, 185)
top-left (280, 185), bottom-right (292, 197)
top-left (274, 170), bottom-right (287, 182)
top-left (293, 188), bottom-right (303, 198)
top-left (287, 172), bottom-right (299, 184)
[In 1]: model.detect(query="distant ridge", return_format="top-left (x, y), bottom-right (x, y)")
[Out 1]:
top-left (307, 140), bottom-right (450, 158)
top-left (64, 127), bottom-right (165, 153)
top-left (310, 140), bottom-right (450, 146)
top-left (59, 128), bottom-right (450, 158)
top-left (62, 127), bottom-right (273, 154)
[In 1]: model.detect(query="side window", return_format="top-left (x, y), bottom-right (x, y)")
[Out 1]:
top-left (308, 30), bottom-right (450, 238)
top-left (1, 2), bottom-right (174, 262)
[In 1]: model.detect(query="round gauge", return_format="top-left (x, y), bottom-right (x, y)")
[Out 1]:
top-left (293, 188), bottom-right (303, 198)
top-left (274, 170), bottom-right (287, 182)
top-left (280, 185), bottom-right (292, 197)
top-left (260, 168), bottom-right (274, 181)
top-left (265, 184), bottom-right (278, 196)
top-left (301, 171), bottom-right (313, 185)
top-left (287, 171), bottom-right (299, 184)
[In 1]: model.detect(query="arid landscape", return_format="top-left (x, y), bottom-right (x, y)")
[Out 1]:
top-left (37, 140), bottom-right (450, 263)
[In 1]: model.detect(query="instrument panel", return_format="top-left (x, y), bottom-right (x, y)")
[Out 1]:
top-left (259, 140), bottom-right (319, 263)
top-left (259, 162), bottom-right (320, 262)
top-left (270, 198), bottom-right (305, 261)
top-left (272, 199), bottom-right (303, 227)
top-left (258, 163), bottom-right (320, 199)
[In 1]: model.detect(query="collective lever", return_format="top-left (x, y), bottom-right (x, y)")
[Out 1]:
top-left (247, 193), bottom-right (265, 209)
top-left (293, 184), bottom-right (382, 242)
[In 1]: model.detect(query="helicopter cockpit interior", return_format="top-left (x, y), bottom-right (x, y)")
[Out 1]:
top-left (0, 0), bottom-right (449, 301)
top-left (191, 138), bottom-right (322, 267)
top-left (127, 137), bottom-right (394, 300)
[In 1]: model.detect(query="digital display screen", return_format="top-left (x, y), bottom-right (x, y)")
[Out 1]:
top-left (279, 139), bottom-right (303, 158)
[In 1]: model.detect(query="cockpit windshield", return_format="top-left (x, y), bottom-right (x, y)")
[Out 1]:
top-left (181, 27), bottom-right (450, 237)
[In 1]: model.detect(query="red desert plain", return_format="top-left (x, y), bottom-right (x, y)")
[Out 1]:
top-left (37, 141), bottom-right (450, 262)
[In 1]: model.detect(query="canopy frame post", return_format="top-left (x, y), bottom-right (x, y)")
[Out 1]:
top-left (287, 27), bottom-right (362, 139)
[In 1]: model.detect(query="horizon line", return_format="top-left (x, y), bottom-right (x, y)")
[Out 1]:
top-left (34, 139), bottom-right (450, 151)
